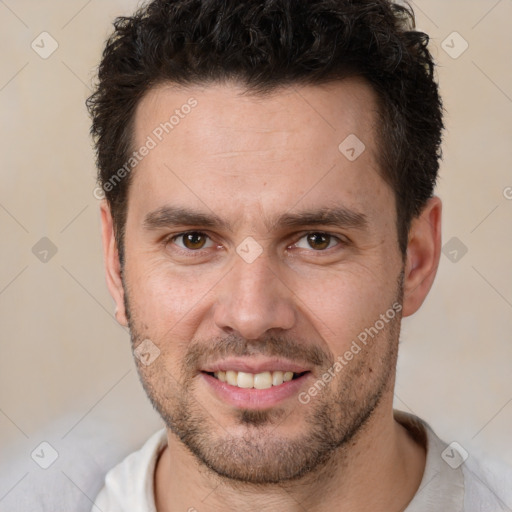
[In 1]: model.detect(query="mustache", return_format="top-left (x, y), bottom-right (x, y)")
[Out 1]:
top-left (184, 333), bottom-right (333, 373)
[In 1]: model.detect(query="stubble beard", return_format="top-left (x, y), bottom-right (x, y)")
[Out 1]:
top-left (123, 277), bottom-right (403, 485)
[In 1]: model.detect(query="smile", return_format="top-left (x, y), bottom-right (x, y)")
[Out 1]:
top-left (207, 370), bottom-right (307, 389)
top-left (201, 370), bottom-right (312, 409)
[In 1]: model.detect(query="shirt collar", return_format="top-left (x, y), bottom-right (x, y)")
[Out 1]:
top-left (395, 410), bottom-right (465, 512)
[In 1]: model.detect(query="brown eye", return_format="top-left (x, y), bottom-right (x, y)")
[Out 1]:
top-left (174, 232), bottom-right (213, 250)
top-left (293, 232), bottom-right (339, 251)
top-left (306, 232), bottom-right (331, 250)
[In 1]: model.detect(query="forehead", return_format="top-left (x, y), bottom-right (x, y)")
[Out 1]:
top-left (133, 78), bottom-right (379, 156)
top-left (128, 79), bottom-right (394, 227)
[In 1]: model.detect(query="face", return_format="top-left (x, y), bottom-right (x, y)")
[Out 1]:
top-left (108, 79), bottom-right (411, 483)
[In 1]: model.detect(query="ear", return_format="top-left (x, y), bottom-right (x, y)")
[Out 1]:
top-left (402, 196), bottom-right (442, 317)
top-left (100, 200), bottom-right (129, 326)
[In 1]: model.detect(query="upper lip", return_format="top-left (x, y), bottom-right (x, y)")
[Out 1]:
top-left (201, 357), bottom-right (311, 374)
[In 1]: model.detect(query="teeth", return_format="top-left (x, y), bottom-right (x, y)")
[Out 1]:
top-left (212, 370), bottom-right (301, 388)
top-left (272, 371), bottom-right (284, 386)
top-left (226, 370), bottom-right (237, 386)
top-left (237, 371), bottom-right (254, 388)
top-left (254, 371), bottom-right (272, 389)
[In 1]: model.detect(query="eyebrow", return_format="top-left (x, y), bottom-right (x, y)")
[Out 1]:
top-left (142, 205), bottom-right (368, 233)
top-left (143, 206), bottom-right (230, 231)
top-left (272, 207), bottom-right (368, 231)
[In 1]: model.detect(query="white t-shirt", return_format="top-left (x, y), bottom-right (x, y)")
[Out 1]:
top-left (92, 412), bottom-right (512, 511)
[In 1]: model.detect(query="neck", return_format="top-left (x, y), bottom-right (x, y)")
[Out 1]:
top-left (154, 400), bottom-right (426, 512)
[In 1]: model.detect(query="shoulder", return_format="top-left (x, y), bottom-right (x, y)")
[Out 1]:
top-left (92, 428), bottom-right (167, 512)
top-left (394, 411), bottom-right (512, 512)
top-left (462, 453), bottom-right (512, 511)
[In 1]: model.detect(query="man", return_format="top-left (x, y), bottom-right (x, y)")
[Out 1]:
top-left (87, 0), bottom-right (511, 510)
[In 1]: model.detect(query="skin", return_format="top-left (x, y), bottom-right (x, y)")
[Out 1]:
top-left (101, 78), bottom-right (442, 511)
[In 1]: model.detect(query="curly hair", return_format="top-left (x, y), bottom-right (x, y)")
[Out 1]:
top-left (87, 0), bottom-right (443, 263)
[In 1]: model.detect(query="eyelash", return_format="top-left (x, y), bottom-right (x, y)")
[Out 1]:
top-left (164, 231), bottom-right (217, 256)
top-left (164, 231), bottom-right (347, 254)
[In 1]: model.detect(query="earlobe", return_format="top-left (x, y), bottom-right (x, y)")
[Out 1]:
top-left (402, 196), bottom-right (442, 317)
top-left (100, 200), bottom-right (129, 326)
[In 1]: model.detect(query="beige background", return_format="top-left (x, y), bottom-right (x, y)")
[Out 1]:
top-left (1, 0), bottom-right (511, 507)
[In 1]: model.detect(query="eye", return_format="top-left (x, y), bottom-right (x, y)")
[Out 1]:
top-left (172, 232), bottom-right (215, 250)
top-left (294, 232), bottom-right (340, 251)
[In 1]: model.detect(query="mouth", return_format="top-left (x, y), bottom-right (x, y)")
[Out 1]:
top-left (203, 370), bottom-right (309, 390)
top-left (200, 359), bottom-right (313, 409)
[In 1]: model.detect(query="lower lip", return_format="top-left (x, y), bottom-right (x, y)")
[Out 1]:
top-left (201, 372), bottom-right (311, 409)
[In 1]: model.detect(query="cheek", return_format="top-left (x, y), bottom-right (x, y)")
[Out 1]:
top-left (287, 261), bottom-right (399, 353)
top-left (125, 257), bottom-right (220, 337)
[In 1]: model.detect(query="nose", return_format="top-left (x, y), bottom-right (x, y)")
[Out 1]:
top-left (213, 255), bottom-right (296, 340)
